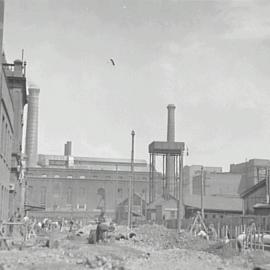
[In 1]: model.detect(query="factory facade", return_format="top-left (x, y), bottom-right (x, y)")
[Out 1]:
top-left (0, 0), bottom-right (27, 221)
top-left (25, 145), bottom-right (161, 220)
top-left (22, 76), bottom-right (163, 220)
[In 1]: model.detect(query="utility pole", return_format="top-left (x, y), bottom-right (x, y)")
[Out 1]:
top-left (128, 130), bottom-right (135, 229)
top-left (177, 151), bottom-right (184, 233)
top-left (267, 168), bottom-right (270, 204)
top-left (201, 166), bottom-right (204, 219)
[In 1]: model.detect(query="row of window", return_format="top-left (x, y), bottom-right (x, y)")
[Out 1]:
top-left (38, 186), bottom-right (146, 207)
top-left (40, 174), bottom-right (147, 180)
top-left (0, 114), bottom-right (12, 165)
top-left (0, 185), bottom-right (9, 219)
top-left (39, 186), bottom-right (104, 205)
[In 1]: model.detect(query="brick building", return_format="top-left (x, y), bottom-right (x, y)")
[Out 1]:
top-left (230, 159), bottom-right (270, 192)
top-left (183, 165), bottom-right (222, 195)
top-left (2, 58), bottom-right (27, 217)
top-left (192, 172), bottom-right (242, 197)
top-left (0, 0), bottom-right (27, 221)
top-left (241, 180), bottom-right (267, 215)
top-left (25, 144), bottom-right (162, 220)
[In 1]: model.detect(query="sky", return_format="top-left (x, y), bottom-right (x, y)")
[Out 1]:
top-left (3, 0), bottom-right (270, 171)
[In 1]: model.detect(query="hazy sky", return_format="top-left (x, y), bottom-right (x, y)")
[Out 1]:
top-left (3, 0), bottom-right (270, 170)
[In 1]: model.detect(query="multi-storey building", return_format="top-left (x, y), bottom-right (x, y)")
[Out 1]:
top-left (230, 159), bottom-right (270, 192)
top-left (3, 58), bottom-right (27, 216)
top-left (0, 0), bottom-right (27, 220)
top-left (183, 165), bottom-right (222, 195)
top-left (25, 143), bottom-right (162, 220)
top-left (192, 172), bottom-right (242, 197)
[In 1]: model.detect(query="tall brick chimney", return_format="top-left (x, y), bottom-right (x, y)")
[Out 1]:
top-left (25, 87), bottom-right (40, 167)
top-left (64, 141), bottom-right (72, 156)
top-left (166, 104), bottom-right (176, 197)
top-left (167, 104), bottom-right (175, 142)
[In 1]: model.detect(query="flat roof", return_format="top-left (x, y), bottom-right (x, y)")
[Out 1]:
top-left (38, 154), bottom-right (147, 165)
top-left (184, 194), bottom-right (243, 212)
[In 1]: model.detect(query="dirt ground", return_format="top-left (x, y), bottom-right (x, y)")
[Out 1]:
top-left (0, 226), bottom-right (270, 270)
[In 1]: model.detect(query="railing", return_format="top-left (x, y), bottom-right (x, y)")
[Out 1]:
top-left (2, 62), bottom-right (26, 77)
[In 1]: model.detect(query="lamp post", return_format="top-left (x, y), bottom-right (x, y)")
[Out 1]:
top-left (128, 130), bottom-right (135, 229)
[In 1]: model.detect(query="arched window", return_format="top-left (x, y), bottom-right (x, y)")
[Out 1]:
top-left (97, 187), bottom-right (105, 210)
top-left (40, 187), bottom-right (46, 206)
top-left (53, 184), bottom-right (60, 198)
top-left (67, 187), bottom-right (72, 204)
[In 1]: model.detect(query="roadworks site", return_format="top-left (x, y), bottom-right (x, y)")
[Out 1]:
top-left (0, 223), bottom-right (270, 270)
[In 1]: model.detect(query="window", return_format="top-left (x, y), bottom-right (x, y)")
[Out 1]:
top-left (41, 174), bottom-right (47, 178)
top-left (170, 211), bottom-right (176, 219)
top-left (1, 116), bottom-right (4, 154)
top-left (79, 176), bottom-right (85, 179)
top-left (40, 187), bottom-right (47, 206)
top-left (49, 160), bottom-right (66, 166)
top-left (77, 204), bottom-right (86, 210)
top-left (117, 188), bottom-right (123, 199)
top-left (78, 187), bottom-right (86, 205)
top-left (257, 167), bottom-right (267, 183)
top-left (67, 175), bottom-right (73, 179)
top-left (4, 123), bottom-right (7, 157)
top-left (97, 188), bottom-right (105, 210)
top-left (54, 175), bottom-right (60, 178)
top-left (53, 184), bottom-right (60, 199)
top-left (67, 187), bottom-right (72, 204)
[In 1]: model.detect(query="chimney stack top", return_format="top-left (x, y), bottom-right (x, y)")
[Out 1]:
top-left (28, 87), bottom-right (40, 94)
top-left (64, 141), bottom-right (72, 156)
top-left (167, 104), bottom-right (176, 109)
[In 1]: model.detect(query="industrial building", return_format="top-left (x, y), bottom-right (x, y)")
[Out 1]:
top-left (21, 84), bottom-right (164, 221)
top-left (230, 159), bottom-right (270, 192)
top-left (192, 172), bottom-right (242, 197)
top-left (25, 145), bottom-right (159, 219)
top-left (183, 165), bottom-right (223, 195)
top-left (23, 85), bottom-right (162, 220)
top-left (241, 179), bottom-right (267, 215)
top-left (0, 0), bottom-right (27, 220)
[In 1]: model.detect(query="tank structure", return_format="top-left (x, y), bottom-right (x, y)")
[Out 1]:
top-left (148, 104), bottom-right (185, 208)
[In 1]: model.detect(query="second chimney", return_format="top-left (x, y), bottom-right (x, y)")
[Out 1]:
top-left (25, 87), bottom-right (40, 167)
top-left (64, 141), bottom-right (72, 156)
top-left (166, 104), bottom-right (176, 197)
top-left (167, 104), bottom-right (175, 142)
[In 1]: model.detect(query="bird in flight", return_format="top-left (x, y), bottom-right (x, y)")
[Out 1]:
top-left (110, 58), bottom-right (115, 66)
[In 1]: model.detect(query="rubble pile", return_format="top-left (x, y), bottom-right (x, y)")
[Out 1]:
top-left (77, 255), bottom-right (125, 270)
top-left (205, 240), bottom-right (238, 258)
top-left (1, 223), bottom-right (270, 269)
top-left (127, 224), bottom-right (210, 251)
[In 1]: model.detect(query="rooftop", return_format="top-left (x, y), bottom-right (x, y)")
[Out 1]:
top-left (184, 194), bottom-right (243, 212)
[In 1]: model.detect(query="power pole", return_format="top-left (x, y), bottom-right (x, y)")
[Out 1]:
top-left (267, 168), bottom-right (270, 204)
top-left (177, 152), bottom-right (184, 232)
top-left (128, 130), bottom-right (135, 229)
top-left (201, 166), bottom-right (204, 219)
